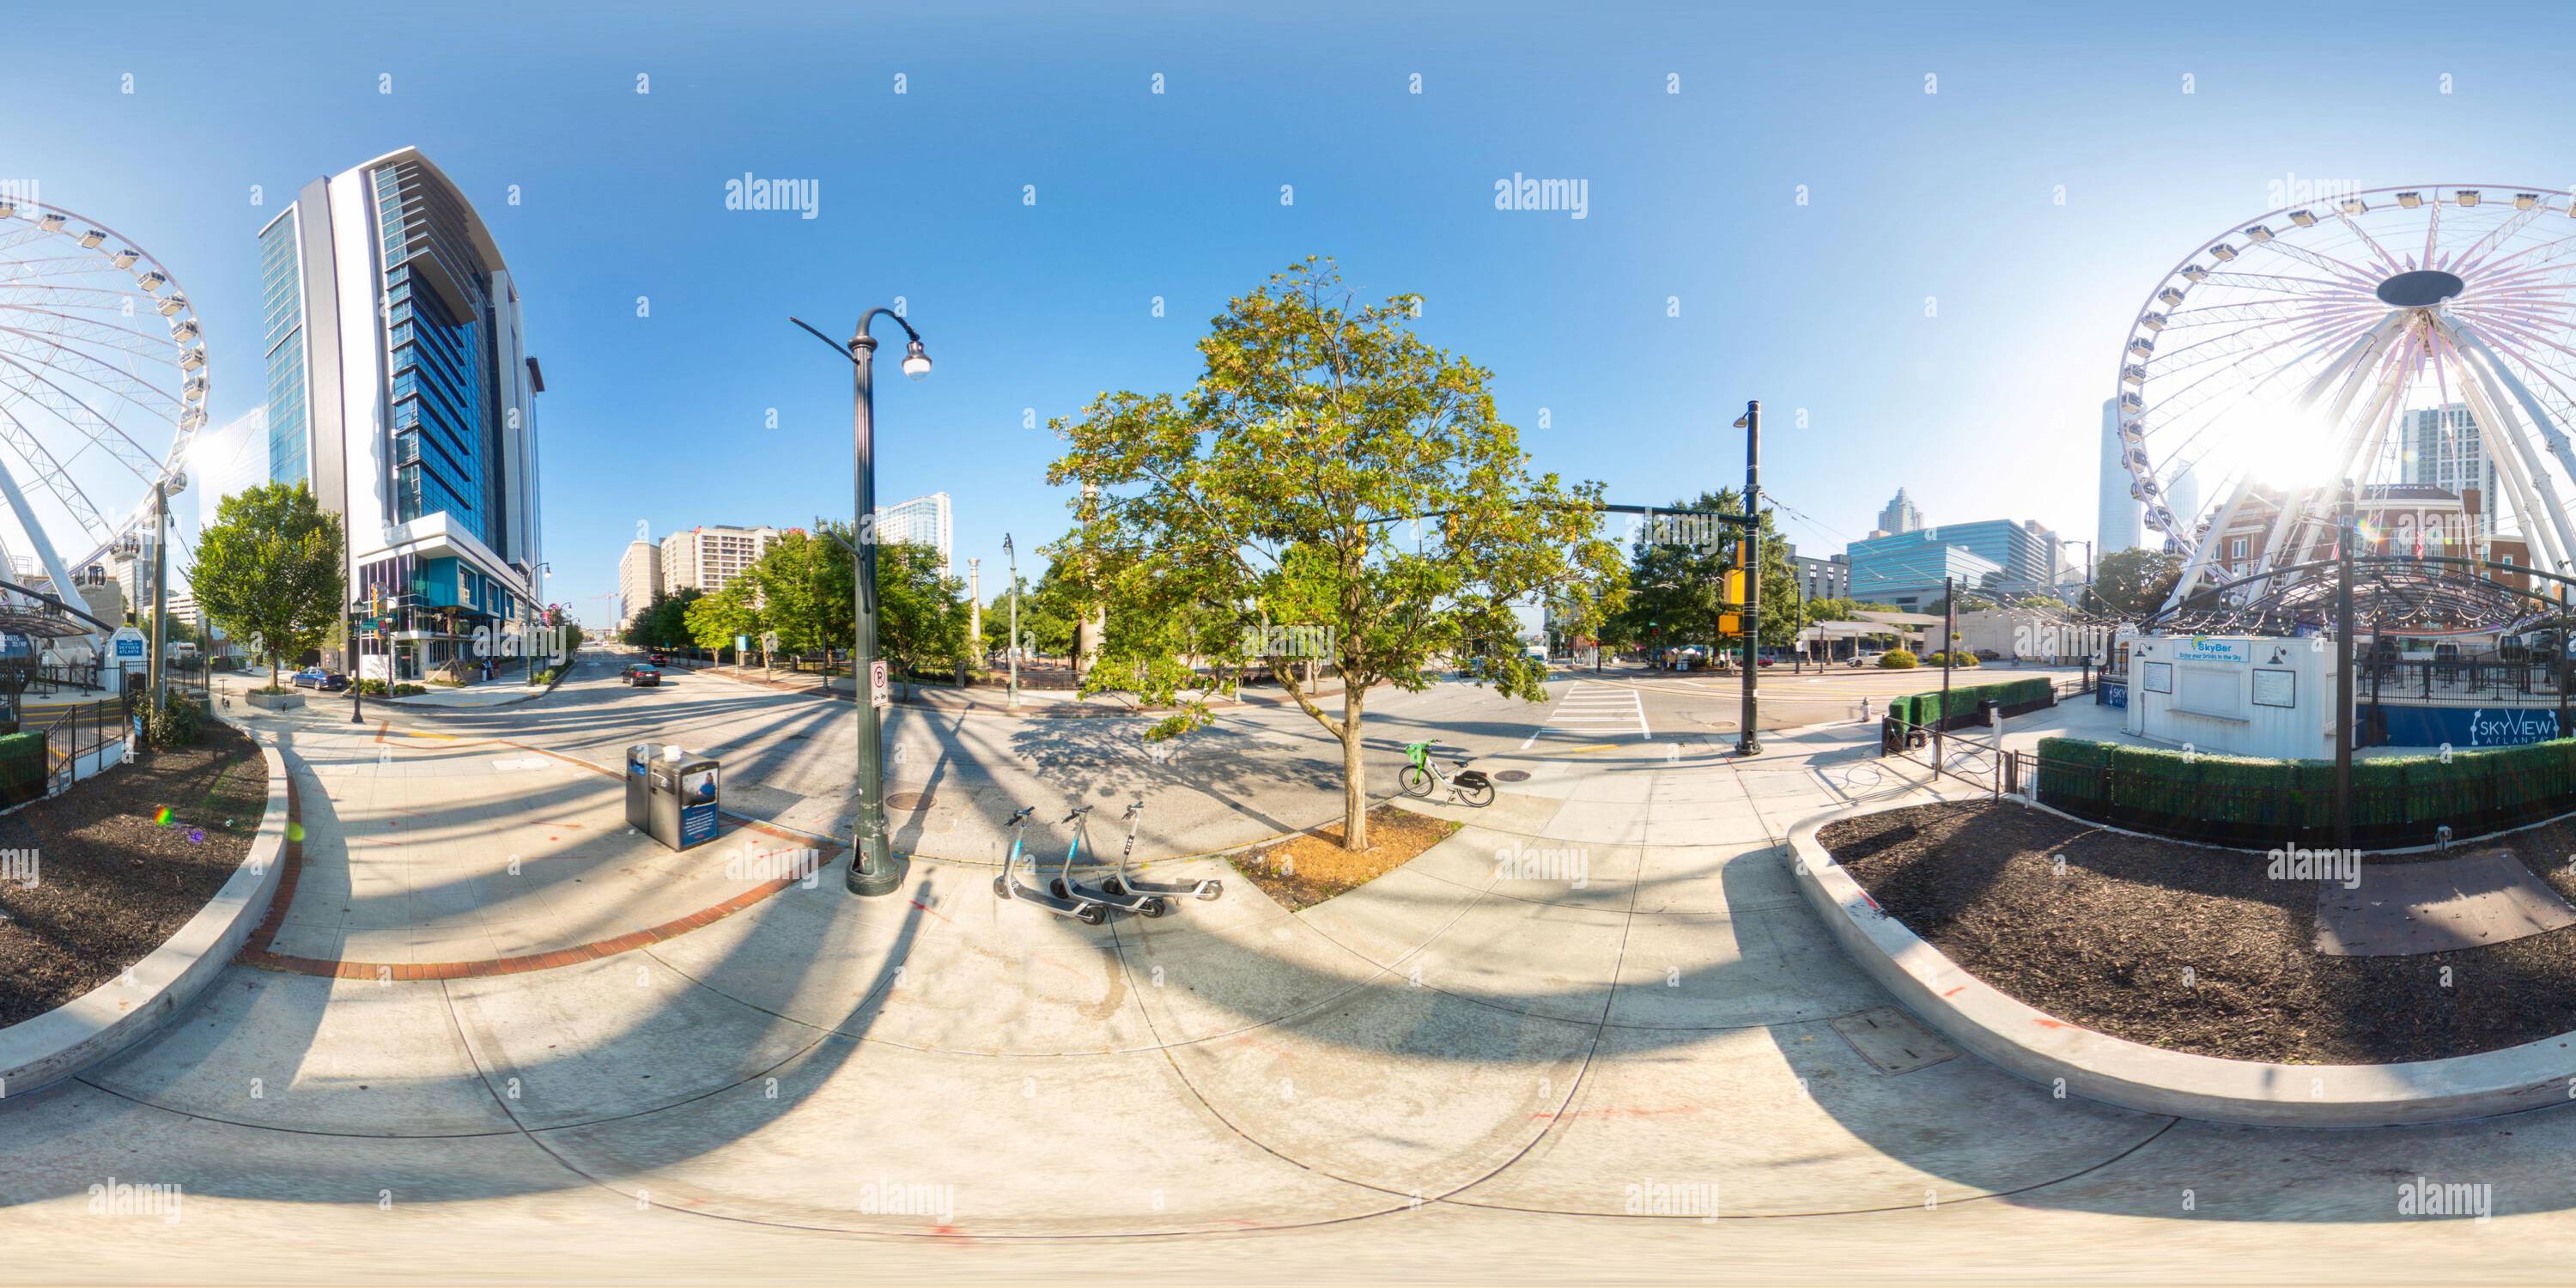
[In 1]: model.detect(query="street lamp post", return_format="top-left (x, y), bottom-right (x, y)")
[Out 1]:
top-left (792, 310), bottom-right (931, 899)
top-left (1004, 534), bottom-right (1020, 709)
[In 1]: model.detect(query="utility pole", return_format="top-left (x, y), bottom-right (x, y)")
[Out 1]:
top-left (1734, 400), bottom-right (1762, 756)
top-left (2335, 480), bottom-right (2356, 852)
top-left (968, 558), bottom-right (981, 670)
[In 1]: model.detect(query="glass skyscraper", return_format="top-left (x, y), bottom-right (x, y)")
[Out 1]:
top-left (258, 148), bottom-right (544, 679)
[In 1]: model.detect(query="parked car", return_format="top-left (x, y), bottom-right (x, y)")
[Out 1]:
top-left (1850, 652), bottom-right (1886, 669)
top-left (648, 652), bottom-right (670, 666)
top-left (292, 667), bottom-right (349, 691)
top-left (623, 664), bottom-right (661, 687)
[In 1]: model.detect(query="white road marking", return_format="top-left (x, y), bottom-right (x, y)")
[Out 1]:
top-left (1520, 680), bottom-right (1651, 749)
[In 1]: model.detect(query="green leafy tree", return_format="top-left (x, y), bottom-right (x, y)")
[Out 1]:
top-left (684, 580), bottom-right (762, 663)
top-left (646, 587), bottom-right (703, 651)
top-left (746, 526), bottom-right (854, 658)
top-left (1610, 489), bottom-right (1800, 657)
top-left (1049, 257), bottom-right (1623, 851)
top-left (876, 542), bottom-right (972, 693)
top-left (191, 481), bottom-right (345, 691)
top-left (2092, 547), bottom-right (2184, 618)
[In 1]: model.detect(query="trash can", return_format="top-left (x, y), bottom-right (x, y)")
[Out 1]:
top-left (624, 743), bottom-right (655, 831)
top-left (647, 750), bottom-right (721, 851)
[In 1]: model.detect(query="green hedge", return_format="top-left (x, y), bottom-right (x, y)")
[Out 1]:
top-left (2033, 734), bottom-right (2576, 848)
top-left (0, 729), bottom-right (46, 804)
top-left (1888, 677), bottom-right (2054, 729)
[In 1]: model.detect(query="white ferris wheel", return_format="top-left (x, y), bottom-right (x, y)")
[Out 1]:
top-left (2115, 185), bottom-right (2576, 609)
top-left (0, 194), bottom-right (206, 623)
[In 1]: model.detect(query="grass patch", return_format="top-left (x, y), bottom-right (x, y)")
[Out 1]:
top-left (1229, 803), bottom-right (1461, 912)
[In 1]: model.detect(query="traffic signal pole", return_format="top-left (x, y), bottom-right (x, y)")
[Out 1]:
top-left (1735, 400), bottom-right (1762, 756)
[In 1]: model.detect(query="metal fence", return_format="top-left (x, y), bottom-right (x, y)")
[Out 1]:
top-left (40, 697), bottom-right (134, 798)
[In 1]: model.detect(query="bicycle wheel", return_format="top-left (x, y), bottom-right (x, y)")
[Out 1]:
top-left (1398, 764), bottom-right (1432, 797)
top-left (1457, 779), bottom-right (1496, 808)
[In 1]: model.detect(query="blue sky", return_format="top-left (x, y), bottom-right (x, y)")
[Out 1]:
top-left (9, 0), bottom-right (2576, 623)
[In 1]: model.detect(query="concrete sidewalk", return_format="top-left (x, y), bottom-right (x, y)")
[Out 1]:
top-left (9, 671), bottom-right (2576, 1282)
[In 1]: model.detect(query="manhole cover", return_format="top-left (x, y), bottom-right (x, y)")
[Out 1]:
top-left (884, 792), bottom-right (934, 811)
top-left (1492, 769), bottom-right (1531, 782)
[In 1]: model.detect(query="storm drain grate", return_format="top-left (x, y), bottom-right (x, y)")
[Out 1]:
top-left (1492, 769), bottom-right (1532, 783)
top-left (884, 792), bottom-right (935, 811)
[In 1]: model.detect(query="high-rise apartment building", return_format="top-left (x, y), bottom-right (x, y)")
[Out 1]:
top-left (2402, 404), bottom-right (2498, 536)
top-left (2099, 396), bottom-right (2142, 555)
top-left (661, 526), bottom-right (782, 595)
top-left (617, 539), bottom-right (662, 629)
top-left (875, 492), bottom-right (953, 577)
top-left (257, 147), bottom-right (545, 678)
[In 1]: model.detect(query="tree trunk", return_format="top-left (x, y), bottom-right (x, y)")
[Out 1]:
top-left (1340, 682), bottom-right (1368, 852)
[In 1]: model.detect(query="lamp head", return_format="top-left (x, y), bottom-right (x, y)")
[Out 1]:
top-left (901, 339), bottom-right (932, 380)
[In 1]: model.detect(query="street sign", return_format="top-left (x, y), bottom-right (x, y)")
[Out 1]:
top-left (114, 636), bottom-right (143, 659)
top-left (870, 659), bottom-right (890, 709)
top-left (735, 634), bottom-right (749, 655)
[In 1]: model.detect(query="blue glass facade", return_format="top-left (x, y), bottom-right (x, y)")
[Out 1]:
top-left (374, 163), bottom-right (495, 546)
top-left (257, 214), bottom-right (309, 487)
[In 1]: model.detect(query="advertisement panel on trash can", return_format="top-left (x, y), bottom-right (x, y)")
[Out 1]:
top-left (680, 762), bottom-right (720, 847)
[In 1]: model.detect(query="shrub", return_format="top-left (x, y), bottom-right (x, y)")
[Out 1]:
top-left (393, 683), bottom-right (427, 697)
top-left (1878, 649), bottom-right (1918, 669)
top-left (145, 693), bottom-right (204, 748)
top-left (0, 728), bottom-right (46, 802)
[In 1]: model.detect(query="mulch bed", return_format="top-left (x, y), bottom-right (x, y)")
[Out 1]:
top-left (0, 724), bottom-right (268, 1027)
top-left (1819, 799), bottom-right (2576, 1065)
top-left (1231, 804), bottom-right (1461, 913)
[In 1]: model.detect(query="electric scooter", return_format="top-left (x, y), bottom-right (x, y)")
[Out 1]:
top-left (1100, 799), bottom-right (1224, 902)
top-left (1045, 805), bottom-right (1170, 918)
top-left (992, 805), bottom-right (1107, 925)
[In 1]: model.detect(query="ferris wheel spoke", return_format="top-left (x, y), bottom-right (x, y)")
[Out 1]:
top-left (0, 307), bottom-right (177, 368)
top-left (0, 351), bottom-right (170, 487)
top-left (0, 404), bottom-right (110, 541)
top-left (2247, 239), bottom-right (2385, 290)
top-left (2449, 202), bottom-right (2556, 276)
top-left (0, 327), bottom-right (184, 421)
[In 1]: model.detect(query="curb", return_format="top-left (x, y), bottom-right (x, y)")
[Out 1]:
top-left (1784, 798), bottom-right (2576, 1127)
top-left (0, 728), bottom-right (289, 1097)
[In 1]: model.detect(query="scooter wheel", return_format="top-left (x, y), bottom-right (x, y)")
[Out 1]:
top-left (1102, 878), bottom-right (1127, 896)
top-left (993, 875), bottom-right (1010, 899)
top-left (1199, 880), bottom-right (1224, 901)
top-left (1142, 896), bottom-right (1172, 918)
top-left (1049, 878), bottom-right (1071, 899)
top-left (1078, 905), bottom-right (1108, 927)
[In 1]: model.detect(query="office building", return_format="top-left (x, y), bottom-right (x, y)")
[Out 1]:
top-left (875, 491), bottom-right (953, 576)
top-left (617, 538), bottom-right (662, 629)
top-left (661, 525), bottom-right (782, 595)
top-left (1876, 488), bottom-right (1925, 536)
top-left (258, 147), bottom-right (546, 678)
top-left (1781, 543), bottom-right (1849, 601)
top-left (1844, 531), bottom-right (2004, 611)
top-left (2099, 397), bottom-right (2142, 555)
top-left (2401, 404), bottom-right (2498, 536)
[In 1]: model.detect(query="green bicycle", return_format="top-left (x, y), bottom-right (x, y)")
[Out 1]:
top-left (1399, 741), bottom-right (1495, 807)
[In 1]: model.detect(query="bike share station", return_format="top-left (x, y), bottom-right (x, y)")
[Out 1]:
top-left (629, 743), bottom-right (721, 850)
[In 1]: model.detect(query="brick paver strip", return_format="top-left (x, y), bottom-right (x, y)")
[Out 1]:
top-left (237, 734), bottom-right (844, 981)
